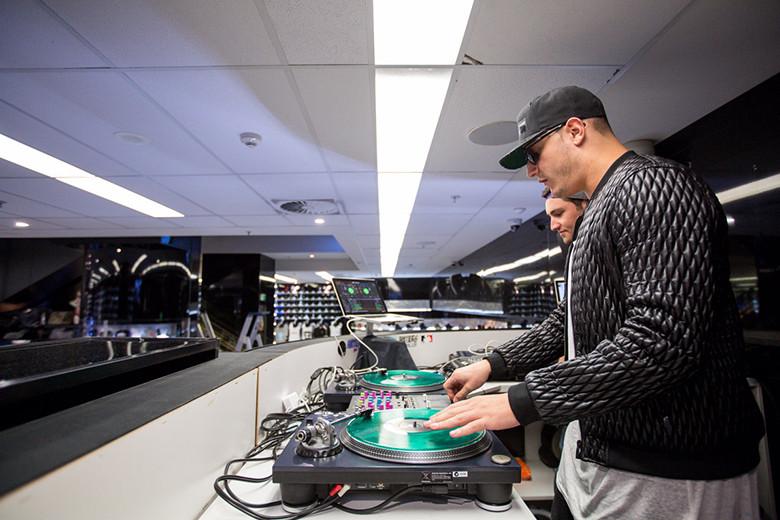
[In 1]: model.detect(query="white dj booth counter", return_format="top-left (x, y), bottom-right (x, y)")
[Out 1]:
top-left (0, 329), bottom-right (552, 519)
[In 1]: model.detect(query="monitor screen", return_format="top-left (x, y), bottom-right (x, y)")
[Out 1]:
top-left (332, 278), bottom-right (388, 315)
top-left (555, 280), bottom-right (566, 304)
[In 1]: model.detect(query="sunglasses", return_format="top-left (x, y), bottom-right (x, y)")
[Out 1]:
top-left (525, 123), bottom-right (564, 165)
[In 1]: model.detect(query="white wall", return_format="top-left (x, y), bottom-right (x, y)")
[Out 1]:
top-left (0, 369), bottom-right (259, 520)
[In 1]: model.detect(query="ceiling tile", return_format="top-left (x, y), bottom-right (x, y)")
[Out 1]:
top-left (0, 102), bottom-right (135, 177)
top-left (293, 67), bottom-right (375, 171)
top-left (129, 68), bottom-right (327, 173)
top-left (282, 214), bottom-right (349, 227)
top-left (222, 215), bottom-right (290, 227)
top-left (36, 217), bottom-right (124, 229)
top-left (601, 0), bottom-right (780, 143)
top-left (152, 175), bottom-right (277, 215)
top-left (240, 173), bottom-right (335, 200)
top-left (330, 171), bottom-right (378, 214)
top-left (0, 178), bottom-right (142, 217)
top-left (348, 214), bottom-right (378, 236)
top-left (467, 0), bottom-right (689, 65)
top-left (356, 234), bottom-right (380, 250)
top-left (0, 190), bottom-right (79, 218)
top-left (426, 66), bottom-right (617, 173)
top-left (0, 0), bottom-right (106, 68)
top-left (109, 177), bottom-right (212, 216)
top-left (46, 0), bottom-right (280, 66)
top-left (0, 71), bottom-right (228, 175)
top-left (100, 216), bottom-right (183, 229)
top-left (172, 216), bottom-right (233, 228)
top-left (486, 176), bottom-right (546, 212)
top-left (414, 172), bottom-right (510, 214)
top-left (401, 234), bottom-right (446, 250)
top-left (405, 212), bottom-right (472, 236)
top-left (265, 0), bottom-right (369, 64)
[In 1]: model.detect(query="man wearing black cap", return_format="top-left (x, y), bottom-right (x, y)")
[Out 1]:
top-left (426, 86), bottom-right (764, 518)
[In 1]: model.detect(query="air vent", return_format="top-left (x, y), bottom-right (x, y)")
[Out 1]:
top-left (272, 199), bottom-right (341, 215)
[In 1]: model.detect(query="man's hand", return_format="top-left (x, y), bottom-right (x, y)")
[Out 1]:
top-left (424, 394), bottom-right (519, 437)
top-left (444, 359), bottom-right (492, 402)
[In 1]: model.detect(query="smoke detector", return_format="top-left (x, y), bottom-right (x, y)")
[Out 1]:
top-left (239, 132), bottom-right (262, 148)
top-left (272, 199), bottom-right (341, 215)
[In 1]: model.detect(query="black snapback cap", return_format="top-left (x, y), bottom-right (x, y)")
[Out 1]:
top-left (499, 86), bottom-right (607, 170)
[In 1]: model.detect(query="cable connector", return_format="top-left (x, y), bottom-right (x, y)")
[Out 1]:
top-left (328, 484), bottom-right (343, 497)
top-left (338, 484), bottom-right (351, 497)
top-left (282, 392), bottom-right (300, 412)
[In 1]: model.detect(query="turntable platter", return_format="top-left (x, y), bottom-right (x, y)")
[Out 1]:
top-left (340, 408), bottom-right (491, 464)
top-left (359, 370), bottom-right (445, 393)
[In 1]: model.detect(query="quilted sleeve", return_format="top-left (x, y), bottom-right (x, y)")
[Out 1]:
top-left (524, 165), bottom-right (719, 424)
top-left (486, 300), bottom-right (566, 381)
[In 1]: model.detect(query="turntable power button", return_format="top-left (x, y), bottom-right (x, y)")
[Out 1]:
top-left (490, 454), bottom-right (512, 465)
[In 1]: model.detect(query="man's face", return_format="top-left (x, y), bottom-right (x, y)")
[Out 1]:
top-left (525, 123), bottom-right (580, 197)
top-left (545, 197), bottom-right (584, 245)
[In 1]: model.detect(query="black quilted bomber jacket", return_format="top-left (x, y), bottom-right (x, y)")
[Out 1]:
top-left (487, 152), bottom-right (765, 480)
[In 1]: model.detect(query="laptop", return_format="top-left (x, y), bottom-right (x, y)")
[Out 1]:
top-left (331, 277), bottom-right (418, 323)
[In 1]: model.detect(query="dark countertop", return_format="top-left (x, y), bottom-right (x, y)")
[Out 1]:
top-left (0, 339), bottom-right (321, 498)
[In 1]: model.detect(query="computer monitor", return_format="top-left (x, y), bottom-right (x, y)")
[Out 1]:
top-left (331, 278), bottom-right (388, 316)
top-left (555, 280), bottom-right (566, 304)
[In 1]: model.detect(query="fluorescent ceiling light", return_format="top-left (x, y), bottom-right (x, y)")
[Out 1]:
top-left (513, 271), bottom-right (555, 283)
top-left (373, 0), bottom-right (474, 65)
top-left (112, 259), bottom-right (121, 274)
top-left (14, 221), bottom-right (30, 228)
top-left (478, 247), bottom-right (562, 277)
top-left (274, 273), bottom-right (298, 284)
top-left (259, 275), bottom-right (276, 284)
top-left (314, 218), bottom-right (325, 225)
top-left (315, 271), bottom-right (333, 282)
top-left (375, 69), bottom-right (453, 173)
top-left (375, 70), bottom-right (452, 277)
top-left (717, 173), bottom-right (780, 205)
top-left (373, 0), bottom-right (471, 277)
top-left (0, 133), bottom-right (183, 218)
top-left (378, 171), bottom-right (422, 277)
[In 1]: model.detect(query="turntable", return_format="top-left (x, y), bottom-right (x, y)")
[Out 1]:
top-left (324, 369), bottom-right (446, 411)
top-left (360, 370), bottom-right (445, 393)
top-left (272, 408), bottom-right (522, 512)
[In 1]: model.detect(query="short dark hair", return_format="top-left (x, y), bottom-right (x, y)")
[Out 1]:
top-left (586, 116), bottom-right (612, 135)
top-left (542, 187), bottom-right (588, 209)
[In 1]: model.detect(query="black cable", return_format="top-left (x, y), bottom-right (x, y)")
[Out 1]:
top-left (214, 477), bottom-right (339, 520)
top-left (331, 485), bottom-right (425, 514)
top-left (224, 456), bottom-right (274, 474)
top-left (215, 474), bottom-right (280, 510)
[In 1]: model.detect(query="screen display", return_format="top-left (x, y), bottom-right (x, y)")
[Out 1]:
top-left (555, 280), bottom-right (566, 303)
top-left (332, 278), bottom-right (387, 315)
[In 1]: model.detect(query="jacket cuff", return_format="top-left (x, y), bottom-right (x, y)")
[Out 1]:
top-left (507, 383), bottom-right (541, 425)
top-left (486, 352), bottom-right (510, 380)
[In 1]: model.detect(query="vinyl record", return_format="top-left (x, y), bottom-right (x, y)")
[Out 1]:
top-left (360, 370), bottom-right (445, 393)
top-left (340, 408), bottom-right (491, 464)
